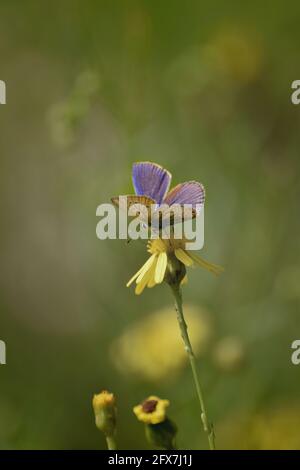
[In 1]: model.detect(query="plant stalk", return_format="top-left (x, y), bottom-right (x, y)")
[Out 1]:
top-left (106, 434), bottom-right (117, 450)
top-left (170, 285), bottom-right (215, 450)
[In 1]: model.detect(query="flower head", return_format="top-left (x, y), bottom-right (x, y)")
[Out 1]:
top-left (93, 390), bottom-right (115, 410)
top-left (134, 395), bottom-right (177, 449)
top-left (111, 162), bottom-right (223, 293)
top-left (127, 237), bottom-right (223, 295)
top-left (133, 396), bottom-right (170, 424)
top-left (92, 390), bottom-right (117, 436)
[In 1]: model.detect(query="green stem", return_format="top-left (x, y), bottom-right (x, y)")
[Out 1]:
top-left (106, 434), bottom-right (117, 450)
top-left (170, 285), bottom-right (215, 450)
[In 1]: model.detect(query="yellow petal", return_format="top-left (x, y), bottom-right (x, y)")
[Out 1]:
top-left (147, 278), bottom-right (156, 288)
top-left (175, 248), bottom-right (194, 267)
top-left (135, 267), bottom-right (154, 295)
top-left (126, 268), bottom-right (143, 288)
top-left (126, 254), bottom-right (156, 287)
top-left (154, 252), bottom-right (167, 284)
top-left (147, 258), bottom-right (158, 288)
top-left (188, 252), bottom-right (224, 276)
top-left (136, 254), bottom-right (156, 283)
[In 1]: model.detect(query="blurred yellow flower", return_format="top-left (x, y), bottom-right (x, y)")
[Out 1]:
top-left (127, 238), bottom-right (223, 295)
top-left (219, 405), bottom-right (300, 450)
top-left (110, 304), bottom-right (212, 381)
top-left (204, 28), bottom-right (263, 84)
top-left (133, 396), bottom-right (170, 424)
top-left (213, 336), bottom-right (245, 372)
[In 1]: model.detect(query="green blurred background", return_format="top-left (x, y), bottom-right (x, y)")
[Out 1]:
top-left (0, 0), bottom-right (300, 450)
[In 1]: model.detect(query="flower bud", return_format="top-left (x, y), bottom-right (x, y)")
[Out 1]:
top-left (133, 396), bottom-right (169, 424)
top-left (93, 390), bottom-right (117, 437)
top-left (133, 396), bottom-right (177, 449)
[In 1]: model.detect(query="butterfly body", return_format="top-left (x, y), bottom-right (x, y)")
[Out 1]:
top-left (111, 162), bottom-right (205, 229)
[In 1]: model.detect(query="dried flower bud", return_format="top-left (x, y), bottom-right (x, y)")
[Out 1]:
top-left (133, 396), bottom-right (177, 449)
top-left (133, 396), bottom-right (169, 424)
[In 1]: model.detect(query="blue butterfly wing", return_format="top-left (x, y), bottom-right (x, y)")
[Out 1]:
top-left (163, 181), bottom-right (205, 213)
top-left (132, 162), bottom-right (171, 205)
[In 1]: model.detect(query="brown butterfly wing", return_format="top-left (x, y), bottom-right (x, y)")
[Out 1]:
top-left (111, 195), bottom-right (155, 224)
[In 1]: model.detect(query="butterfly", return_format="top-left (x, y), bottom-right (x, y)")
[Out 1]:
top-left (111, 162), bottom-right (205, 231)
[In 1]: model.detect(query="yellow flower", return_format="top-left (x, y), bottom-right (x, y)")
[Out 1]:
top-left (127, 238), bottom-right (223, 295)
top-left (93, 390), bottom-right (116, 410)
top-left (110, 304), bottom-right (212, 382)
top-left (133, 396), bottom-right (170, 424)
